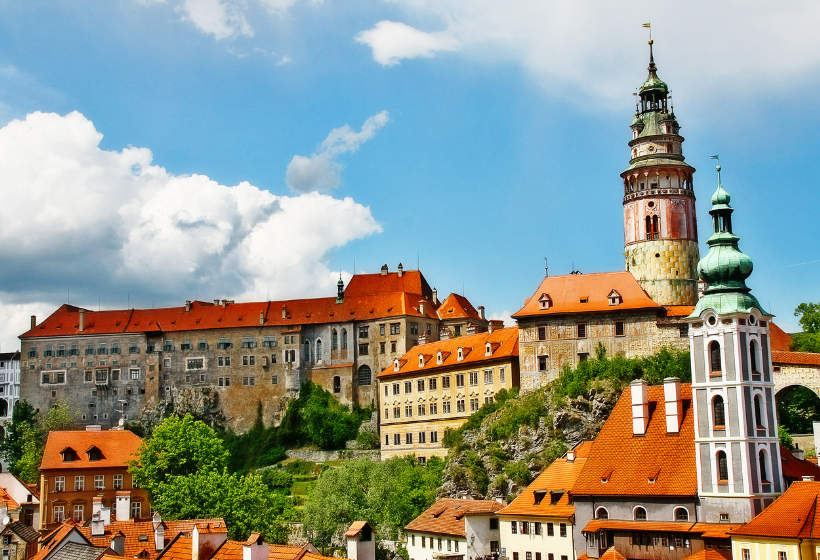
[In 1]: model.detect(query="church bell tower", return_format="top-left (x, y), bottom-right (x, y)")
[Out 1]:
top-left (622, 40), bottom-right (699, 306)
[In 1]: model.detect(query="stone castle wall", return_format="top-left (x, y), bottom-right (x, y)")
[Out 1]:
top-left (625, 239), bottom-right (699, 306)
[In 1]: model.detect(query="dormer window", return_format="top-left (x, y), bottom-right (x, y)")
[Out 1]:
top-left (457, 348), bottom-right (464, 361)
top-left (538, 294), bottom-right (552, 310)
top-left (418, 354), bottom-right (425, 367)
top-left (485, 342), bottom-right (492, 356)
top-left (436, 351), bottom-right (443, 365)
top-left (87, 446), bottom-right (103, 462)
top-left (579, 297), bottom-right (589, 304)
top-left (61, 447), bottom-right (76, 462)
top-left (608, 290), bottom-right (622, 306)
top-left (533, 490), bottom-right (547, 505)
top-left (394, 359), bottom-right (400, 372)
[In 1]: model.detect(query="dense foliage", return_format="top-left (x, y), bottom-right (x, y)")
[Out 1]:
top-left (15, 400), bottom-right (79, 484)
top-left (301, 456), bottom-right (444, 542)
top-left (0, 400), bottom-right (37, 475)
top-left (777, 385), bottom-right (820, 435)
top-left (791, 302), bottom-right (820, 352)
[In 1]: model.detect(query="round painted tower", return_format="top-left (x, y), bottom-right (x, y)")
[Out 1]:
top-left (622, 40), bottom-right (699, 306)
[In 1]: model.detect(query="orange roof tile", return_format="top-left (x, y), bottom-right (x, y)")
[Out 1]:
top-left (437, 294), bottom-right (483, 322)
top-left (769, 322), bottom-right (792, 352)
top-left (663, 306), bottom-right (695, 317)
top-left (599, 548), bottom-right (627, 560)
top-left (269, 544), bottom-right (310, 560)
top-left (40, 429), bottom-right (142, 471)
top-left (583, 519), bottom-right (696, 533)
top-left (573, 384), bottom-right (697, 498)
top-left (376, 328), bottom-right (518, 379)
top-left (689, 523), bottom-right (742, 539)
top-left (512, 272), bottom-right (661, 319)
top-left (22, 288), bottom-right (441, 339)
top-left (345, 521), bottom-right (368, 538)
top-left (31, 521), bottom-right (88, 560)
top-left (781, 446), bottom-right (820, 481)
top-left (79, 518), bottom-right (225, 560)
top-left (343, 270), bottom-right (432, 300)
top-left (405, 499), bottom-right (503, 537)
top-left (0, 488), bottom-right (20, 511)
top-left (730, 481), bottom-right (820, 538)
top-left (772, 350), bottom-right (820, 366)
top-left (158, 535), bottom-right (334, 560)
top-left (682, 551), bottom-right (732, 560)
top-left (498, 442), bottom-right (592, 518)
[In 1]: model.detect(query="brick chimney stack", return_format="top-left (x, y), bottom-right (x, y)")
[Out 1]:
top-left (631, 379), bottom-right (649, 436)
top-left (664, 377), bottom-right (683, 434)
top-left (79, 309), bottom-right (85, 332)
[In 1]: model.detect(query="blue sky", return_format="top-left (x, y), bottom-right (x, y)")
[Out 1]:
top-left (0, 0), bottom-right (819, 349)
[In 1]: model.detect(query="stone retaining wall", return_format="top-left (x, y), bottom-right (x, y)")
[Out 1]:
top-left (285, 448), bottom-right (381, 462)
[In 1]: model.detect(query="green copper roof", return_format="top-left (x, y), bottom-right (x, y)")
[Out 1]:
top-left (639, 41), bottom-right (669, 95)
top-left (690, 165), bottom-right (767, 318)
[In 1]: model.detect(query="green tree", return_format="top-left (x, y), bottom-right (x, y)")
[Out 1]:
top-left (795, 302), bottom-right (820, 333)
top-left (152, 469), bottom-right (294, 542)
top-left (776, 386), bottom-right (820, 434)
top-left (129, 414), bottom-right (229, 499)
top-left (779, 425), bottom-right (795, 449)
top-left (790, 332), bottom-right (820, 353)
top-left (0, 400), bottom-right (37, 475)
top-left (15, 400), bottom-right (79, 484)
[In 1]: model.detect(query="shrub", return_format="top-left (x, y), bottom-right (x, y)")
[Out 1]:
top-left (504, 461), bottom-right (532, 487)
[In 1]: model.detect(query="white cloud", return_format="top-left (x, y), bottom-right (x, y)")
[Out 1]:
top-left (176, 0), bottom-right (254, 39)
top-left (286, 111), bottom-right (389, 193)
top-left (489, 310), bottom-right (513, 329)
top-left (357, 1), bottom-right (820, 106)
top-left (355, 21), bottom-right (461, 66)
top-left (0, 111), bottom-right (382, 350)
top-left (0, 299), bottom-right (53, 355)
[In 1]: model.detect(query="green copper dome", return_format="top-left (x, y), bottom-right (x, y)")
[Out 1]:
top-left (690, 165), bottom-right (767, 317)
top-left (639, 41), bottom-right (669, 95)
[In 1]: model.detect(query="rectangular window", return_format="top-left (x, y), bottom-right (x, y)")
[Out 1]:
top-left (537, 326), bottom-right (547, 340)
top-left (405, 405), bottom-right (413, 417)
top-left (380, 342), bottom-right (386, 354)
top-left (358, 326), bottom-right (369, 339)
top-left (94, 475), bottom-right (104, 489)
top-left (53, 506), bottom-right (64, 523)
top-left (534, 522), bottom-right (541, 535)
top-left (243, 376), bottom-right (256, 386)
top-left (485, 396), bottom-right (494, 405)
top-left (457, 399), bottom-right (465, 412)
top-left (511, 522), bottom-right (517, 535)
top-left (111, 369), bottom-right (120, 381)
top-left (390, 323), bottom-right (400, 335)
top-left (180, 340), bottom-right (192, 351)
top-left (526, 553), bottom-right (532, 560)
top-left (421, 537), bottom-right (425, 548)
top-left (74, 476), bottom-right (85, 491)
top-left (54, 476), bottom-right (65, 492)
top-left (418, 404), bottom-right (425, 416)
top-left (442, 401), bottom-right (451, 414)
top-left (470, 398), bottom-right (479, 411)
top-left (393, 407), bottom-right (400, 419)
top-left (777, 553), bottom-right (787, 560)
top-left (484, 369), bottom-right (493, 383)
top-left (405, 381), bottom-right (412, 393)
top-left (129, 342), bottom-right (139, 354)
top-left (217, 338), bottom-right (232, 349)
top-left (456, 374), bottom-right (464, 387)
top-left (431, 431), bottom-right (438, 443)
top-left (131, 502), bottom-right (141, 519)
top-left (615, 321), bottom-right (625, 336)
top-left (380, 324), bottom-right (385, 336)
top-left (187, 358), bottom-right (204, 370)
top-left (559, 523), bottom-right (567, 537)
top-left (359, 343), bottom-right (369, 355)
top-left (84, 370), bottom-right (92, 382)
top-left (547, 523), bottom-right (554, 536)
top-left (271, 375), bottom-right (278, 385)
top-left (469, 371), bottom-right (478, 385)
top-left (393, 383), bottom-right (400, 395)
top-left (394, 433), bottom-right (400, 445)
top-left (430, 402), bottom-right (438, 415)
top-left (130, 369), bottom-right (140, 380)
top-left (429, 377), bottom-right (437, 390)
top-left (391, 341), bottom-right (396, 353)
top-left (577, 323), bottom-right (587, 338)
top-left (242, 337), bottom-right (256, 348)
top-left (419, 431), bottom-right (426, 443)
top-left (113, 474), bottom-right (123, 489)
top-left (442, 376), bottom-right (451, 389)
top-left (410, 323), bottom-right (419, 334)
top-left (418, 379), bottom-right (425, 391)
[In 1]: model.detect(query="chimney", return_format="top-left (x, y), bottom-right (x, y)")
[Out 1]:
top-left (115, 491), bottom-right (131, 521)
top-left (792, 443), bottom-right (805, 461)
top-left (432, 288), bottom-right (439, 306)
top-left (664, 377), bottom-right (683, 434)
top-left (79, 309), bottom-right (85, 332)
top-left (803, 475), bottom-right (816, 482)
top-left (417, 333), bottom-right (428, 346)
top-left (185, 300), bottom-right (191, 312)
top-left (153, 511), bottom-right (165, 551)
top-left (419, 301), bottom-right (426, 315)
top-left (381, 264), bottom-right (388, 276)
top-left (30, 315), bottom-right (36, 329)
top-left (478, 306), bottom-right (486, 321)
top-left (259, 312), bottom-right (265, 326)
top-left (242, 533), bottom-right (269, 560)
top-left (466, 324), bottom-right (476, 335)
top-left (193, 523), bottom-right (228, 560)
top-left (566, 449), bottom-right (576, 463)
top-left (397, 263), bottom-right (404, 277)
top-left (281, 305), bottom-right (287, 319)
top-left (0, 501), bottom-right (7, 525)
top-left (110, 531), bottom-right (126, 556)
top-left (440, 328), bottom-right (450, 341)
top-left (91, 497), bottom-right (104, 536)
top-left (214, 299), bottom-right (220, 305)
top-left (221, 299), bottom-right (227, 308)
top-left (86, 425), bottom-right (102, 431)
top-left (631, 379), bottom-right (649, 436)
top-left (488, 320), bottom-right (504, 334)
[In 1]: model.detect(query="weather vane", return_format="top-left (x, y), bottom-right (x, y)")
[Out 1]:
top-left (643, 22), bottom-right (652, 41)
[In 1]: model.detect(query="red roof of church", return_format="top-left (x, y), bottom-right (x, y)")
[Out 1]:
top-left (512, 272), bottom-right (661, 318)
top-left (437, 293), bottom-right (484, 322)
top-left (572, 383), bottom-right (697, 497)
top-left (730, 481), bottom-right (820, 538)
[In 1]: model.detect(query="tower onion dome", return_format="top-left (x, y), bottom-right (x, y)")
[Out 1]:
top-left (690, 165), bottom-right (766, 317)
top-left (639, 40), bottom-right (669, 95)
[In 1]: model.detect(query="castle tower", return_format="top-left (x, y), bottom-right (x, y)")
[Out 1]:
top-left (687, 165), bottom-right (783, 523)
top-left (622, 40), bottom-right (699, 306)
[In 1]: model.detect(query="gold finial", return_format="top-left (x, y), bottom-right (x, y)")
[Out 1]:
top-left (648, 39), bottom-right (653, 45)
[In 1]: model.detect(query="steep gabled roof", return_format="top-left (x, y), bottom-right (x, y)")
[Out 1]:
top-left (437, 293), bottom-right (483, 322)
top-left (344, 270), bottom-right (432, 301)
top-left (513, 272), bottom-right (661, 318)
top-left (40, 430), bottom-right (142, 471)
top-left (498, 442), bottom-right (592, 518)
top-left (405, 499), bottom-right (503, 537)
top-left (769, 322), bottom-right (792, 352)
top-left (573, 384), bottom-right (697, 497)
top-left (0, 351), bottom-right (20, 361)
top-left (3, 520), bottom-right (41, 542)
top-left (730, 481), bottom-right (820, 538)
top-left (780, 445), bottom-right (820, 482)
top-left (376, 327), bottom-right (518, 379)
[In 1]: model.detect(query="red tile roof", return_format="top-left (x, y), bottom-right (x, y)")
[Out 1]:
top-left (158, 535), bottom-right (332, 560)
top-left (31, 521), bottom-right (89, 560)
top-left (437, 294), bottom-right (483, 322)
top-left (663, 306), bottom-right (695, 317)
top-left (345, 521), bottom-right (368, 538)
top-left (781, 446), bottom-right (820, 482)
top-left (689, 523), bottom-right (742, 539)
top-left (512, 272), bottom-right (660, 318)
top-left (40, 429), bottom-right (142, 471)
top-left (343, 270), bottom-right (432, 301)
top-left (682, 551), bottom-right (732, 560)
top-left (599, 548), bottom-right (627, 560)
top-left (769, 322), bottom-right (792, 352)
top-left (772, 350), bottom-right (820, 366)
top-left (730, 480), bottom-right (820, 538)
top-left (376, 327), bottom-right (518, 379)
top-left (497, 442), bottom-right (592, 518)
top-left (405, 499), bottom-right (503, 537)
top-left (79, 518), bottom-right (225, 560)
top-left (573, 384), bottom-right (697, 498)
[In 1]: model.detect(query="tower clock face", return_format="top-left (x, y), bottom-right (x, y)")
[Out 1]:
top-left (646, 144), bottom-right (657, 154)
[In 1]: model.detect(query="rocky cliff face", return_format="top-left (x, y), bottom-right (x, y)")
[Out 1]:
top-left (137, 386), bottom-right (228, 433)
top-left (438, 384), bottom-right (619, 500)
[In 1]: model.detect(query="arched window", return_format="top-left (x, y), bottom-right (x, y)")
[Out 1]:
top-left (754, 395), bottom-right (764, 428)
top-left (709, 341), bottom-right (722, 374)
top-left (332, 330), bottom-right (338, 350)
top-left (304, 340), bottom-right (310, 361)
top-left (716, 451), bottom-right (728, 482)
top-left (595, 507), bottom-right (608, 520)
top-left (675, 507), bottom-right (689, 522)
top-left (357, 365), bottom-right (372, 386)
top-left (713, 395), bottom-right (725, 428)
top-left (750, 339), bottom-right (758, 372)
top-left (634, 507), bottom-right (647, 521)
top-left (333, 376), bottom-right (341, 394)
top-left (341, 329), bottom-right (348, 350)
top-left (316, 339), bottom-right (323, 360)
top-left (759, 450), bottom-right (769, 483)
